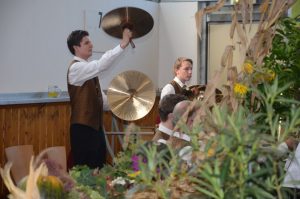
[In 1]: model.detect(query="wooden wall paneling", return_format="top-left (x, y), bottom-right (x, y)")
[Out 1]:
top-left (11, 107), bottom-right (21, 146)
top-left (60, 103), bottom-right (71, 154)
top-left (66, 105), bottom-right (71, 153)
top-left (103, 112), bottom-right (112, 131)
top-left (0, 107), bottom-right (5, 197)
top-left (36, 104), bottom-right (47, 153)
top-left (22, 105), bottom-right (37, 147)
top-left (24, 107), bottom-right (33, 144)
top-left (19, 107), bottom-right (27, 146)
top-left (3, 107), bottom-right (17, 149)
top-left (0, 108), bottom-right (4, 166)
top-left (46, 103), bottom-right (58, 147)
top-left (18, 106), bottom-right (30, 150)
top-left (55, 103), bottom-right (65, 147)
top-left (51, 103), bottom-right (70, 153)
top-left (34, 105), bottom-right (44, 152)
top-left (49, 104), bottom-right (58, 145)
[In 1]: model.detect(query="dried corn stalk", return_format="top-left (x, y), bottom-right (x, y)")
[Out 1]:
top-left (196, 0), bottom-right (295, 113)
top-left (0, 157), bottom-right (46, 199)
top-left (246, 0), bottom-right (295, 65)
top-left (195, 0), bottom-right (225, 39)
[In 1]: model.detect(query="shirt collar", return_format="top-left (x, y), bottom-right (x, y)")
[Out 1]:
top-left (74, 56), bottom-right (88, 63)
top-left (157, 139), bottom-right (167, 144)
top-left (174, 77), bottom-right (185, 88)
top-left (158, 123), bottom-right (173, 135)
top-left (173, 132), bottom-right (191, 142)
top-left (158, 123), bottom-right (191, 142)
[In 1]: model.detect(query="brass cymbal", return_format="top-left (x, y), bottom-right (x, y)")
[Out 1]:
top-left (102, 7), bottom-right (154, 39)
top-left (107, 70), bottom-right (156, 121)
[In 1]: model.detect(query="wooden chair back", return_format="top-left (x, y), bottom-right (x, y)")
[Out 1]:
top-left (5, 145), bottom-right (34, 184)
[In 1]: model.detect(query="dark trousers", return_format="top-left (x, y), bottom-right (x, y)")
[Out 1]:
top-left (70, 124), bottom-right (106, 169)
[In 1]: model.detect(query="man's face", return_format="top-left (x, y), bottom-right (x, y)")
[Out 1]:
top-left (74, 36), bottom-right (93, 60)
top-left (175, 61), bottom-right (193, 83)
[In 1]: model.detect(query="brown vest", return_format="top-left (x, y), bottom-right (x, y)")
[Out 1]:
top-left (67, 60), bottom-right (103, 130)
top-left (170, 80), bottom-right (184, 94)
top-left (167, 136), bottom-right (190, 150)
top-left (170, 80), bottom-right (194, 99)
top-left (152, 129), bottom-right (171, 142)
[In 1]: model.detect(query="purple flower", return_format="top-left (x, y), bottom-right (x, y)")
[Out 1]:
top-left (131, 155), bottom-right (140, 171)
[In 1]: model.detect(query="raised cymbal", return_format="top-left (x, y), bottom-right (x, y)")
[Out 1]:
top-left (107, 70), bottom-right (156, 121)
top-left (101, 7), bottom-right (154, 39)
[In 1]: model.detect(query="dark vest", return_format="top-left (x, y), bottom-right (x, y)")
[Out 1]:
top-left (67, 60), bottom-right (103, 131)
top-left (170, 80), bottom-right (194, 100)
top-left (168, 135), bottom-right (190, 149)
top-left (170, 80), bottom-right (184, 94)
top-left (152, 129), bottom-right (171, 142)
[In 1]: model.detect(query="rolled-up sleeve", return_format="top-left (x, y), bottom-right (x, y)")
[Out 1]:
top-left (68, 45), bottom-right (124, 86)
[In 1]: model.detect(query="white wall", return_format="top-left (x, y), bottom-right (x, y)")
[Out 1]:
top-left (208, 23), bottom-right (259, 89)
top-left (0, 0), bottom-right (198, 93)
top-left (158, 2), bottom-right (198, 89)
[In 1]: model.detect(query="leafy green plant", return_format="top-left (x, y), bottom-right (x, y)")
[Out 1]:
top-left (263, 17), bottom-right (300, 101)
top-left (189, 80), bottom-right (300, 199)
top-left (129, 142), bottom-right (177, 199)
top-left (68, 165), bottom-right (106, 198)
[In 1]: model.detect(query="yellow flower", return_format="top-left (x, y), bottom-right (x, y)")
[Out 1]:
top-left (243, 61), bottom-right (254, 74)
top-left (234, 83), bottom-right (248, 96)
top-left (170, 172), bottom-right (176, 178)
top-left (264, 69), bottom-right (276, 82)
top-left (252, 73), bottom-right (264, 84)
top-left (207, 148), bottom-right (215, 157)
top-left (127, 171), bottom-right (141, 178)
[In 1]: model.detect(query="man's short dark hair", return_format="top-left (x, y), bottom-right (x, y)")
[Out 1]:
top-left (159, 94), bottom-right (188, 122)
top-left (67, 30), bottom-right (89, 55)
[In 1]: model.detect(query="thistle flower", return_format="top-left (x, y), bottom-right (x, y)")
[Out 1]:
top-left (207, 148), bottom-right (215, 157)
top-left (131, 155), bottom-right (140, 171)
top-left (234, 83), bottom-right (248, 96)
top-left (243, 61), bottom-right (254, 74)
top-left (264, 69), bottom-right (276, 82)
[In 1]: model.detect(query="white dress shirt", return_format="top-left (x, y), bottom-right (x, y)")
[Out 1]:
top-left (158, 123), bottom-right (191, 141)
top-left (173, 131), bottom-right (191, 142)
top-left (158, 123), bottom-right (173, 136)
top-left (68, 44), bottom-right (124, 111)
top-left (282, 143), bottom-right (300, 188)
top-left (160, 77), bottom-right (186, 100)
top-left (158, 123), bottom-right (191, 142)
